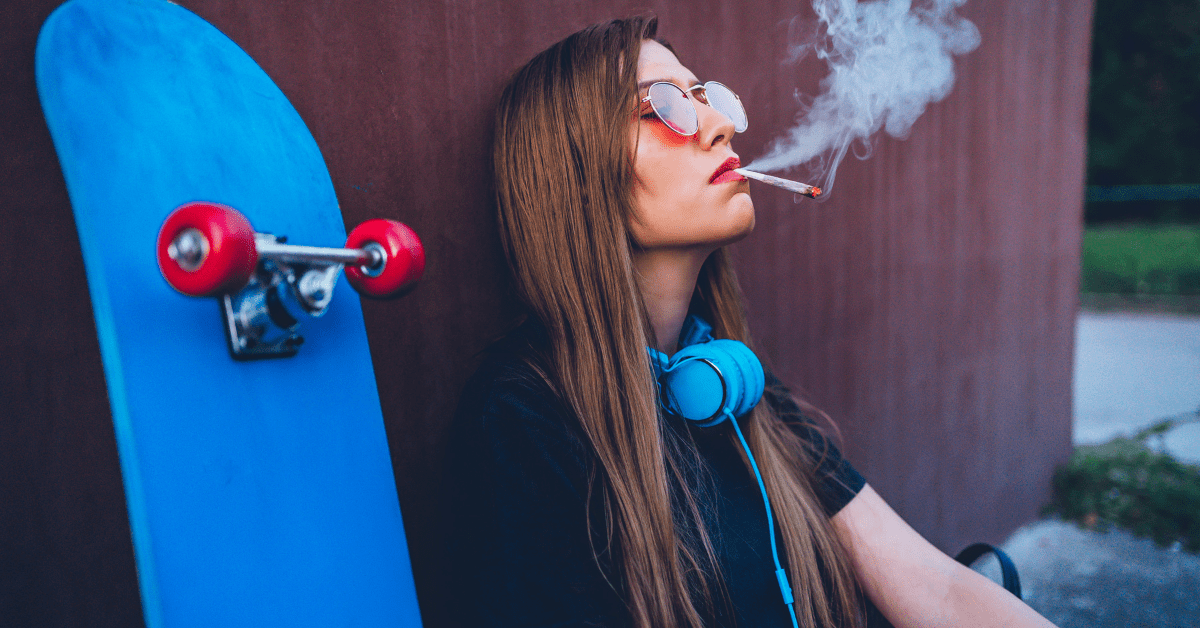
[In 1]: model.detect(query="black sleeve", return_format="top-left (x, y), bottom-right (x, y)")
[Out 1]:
top-left (762, 373), bottom-right (866, 517)
top-left (443, 359), bottom-right (625, 628)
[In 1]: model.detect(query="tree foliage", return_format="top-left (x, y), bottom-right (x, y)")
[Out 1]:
top-left (1088, 0), bottom-right (1200, 187)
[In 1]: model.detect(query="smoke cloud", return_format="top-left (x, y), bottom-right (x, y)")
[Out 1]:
top-left (746, 0), bottom-right (981, 197)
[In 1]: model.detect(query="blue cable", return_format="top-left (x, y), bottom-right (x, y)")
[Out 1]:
top-left (727, 411), bottom-right (800, 628)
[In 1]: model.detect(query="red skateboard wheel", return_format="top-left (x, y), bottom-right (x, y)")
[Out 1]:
top-left (156, 202), bottom-right (257, 297)
top-left (344, 219), bottom-right (425, 298)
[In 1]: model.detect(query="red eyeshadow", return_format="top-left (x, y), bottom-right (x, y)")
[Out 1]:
top-left (647, 119), bottom-right (693, 147)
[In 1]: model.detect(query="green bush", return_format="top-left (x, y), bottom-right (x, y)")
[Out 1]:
top-left (1080, 268), bottom-right (1137, 294)
top-left (1047, 435), bottom-right (1200, 552)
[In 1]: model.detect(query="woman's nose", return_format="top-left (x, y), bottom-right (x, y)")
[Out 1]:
top-left (694, 97), bottom-right (736, 150)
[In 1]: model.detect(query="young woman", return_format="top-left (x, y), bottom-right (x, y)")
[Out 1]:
top-left (444, 16), bottom-right (1056, 628)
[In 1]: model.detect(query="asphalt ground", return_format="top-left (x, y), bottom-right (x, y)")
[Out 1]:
top-left (992, 521), bottom-right (1200, 628)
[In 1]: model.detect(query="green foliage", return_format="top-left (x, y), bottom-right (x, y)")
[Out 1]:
top-left (1088, 0), bottom-right (1200, 187)
top-left (1048, 436), bottom-right (1200, 553)
top-left (1085, 0), bottom-right (1200, 223)
top-left (1080, 225), bottom-right (1200, 295)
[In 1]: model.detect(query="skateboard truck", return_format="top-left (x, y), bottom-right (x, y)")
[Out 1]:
top-left (156, 202), bottom-right (425, 360)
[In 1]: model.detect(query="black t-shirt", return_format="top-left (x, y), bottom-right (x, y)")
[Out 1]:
top-left (443, 326), bottom-right (872, 627)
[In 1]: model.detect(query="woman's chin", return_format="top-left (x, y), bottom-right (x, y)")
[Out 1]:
top-left (726, 196), bottom-right (756, 240)
top-left (708, 212), bottom-right (755, 249)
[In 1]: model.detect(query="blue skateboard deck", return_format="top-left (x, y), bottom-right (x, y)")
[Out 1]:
top-left (35, 1), bottom-right (423, 626)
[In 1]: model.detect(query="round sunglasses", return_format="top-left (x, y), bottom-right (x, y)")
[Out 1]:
top-left (639, 81), bottom-right (748, 136)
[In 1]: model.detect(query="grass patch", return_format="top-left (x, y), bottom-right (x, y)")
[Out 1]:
top-left (1046, 416), bottom-right (1200, 552)
top-left (1080, 225), bottom-right (1200, 295)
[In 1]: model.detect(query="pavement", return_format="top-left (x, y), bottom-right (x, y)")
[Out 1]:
top-left (1072, 311), bottom-right (1200, 463)
top-left (996, 521), bottom-right (1200, 628)
top-left (980, 311), bottom-right (1200, 627)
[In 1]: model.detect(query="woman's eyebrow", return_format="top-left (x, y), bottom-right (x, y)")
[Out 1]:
top-left (637, 78), bottom-right (702, 90)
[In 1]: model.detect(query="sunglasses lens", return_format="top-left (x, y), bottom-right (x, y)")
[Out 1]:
top-left (648, 82), bottom-right (697, 135)
top-left (704, 82), bottom-right (748, 133)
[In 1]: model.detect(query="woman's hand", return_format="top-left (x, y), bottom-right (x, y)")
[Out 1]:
top-left (832, 484), bottom-right (1058, 628)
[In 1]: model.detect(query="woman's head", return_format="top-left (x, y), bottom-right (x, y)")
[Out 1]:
top-left (493, 17), bottom-right (754, 313)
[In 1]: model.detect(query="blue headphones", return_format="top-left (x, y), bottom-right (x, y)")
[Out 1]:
top-left (648, 315), bottom-right (765, 426)
top-left (649, 316), bottom-right (800, 628)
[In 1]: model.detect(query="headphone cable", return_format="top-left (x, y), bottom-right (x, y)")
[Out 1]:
top-left (727, 411), bottom-right (800, 628)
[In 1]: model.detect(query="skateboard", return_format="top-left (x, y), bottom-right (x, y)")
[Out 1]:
top-left (36, 0), bottom-right (426, 626)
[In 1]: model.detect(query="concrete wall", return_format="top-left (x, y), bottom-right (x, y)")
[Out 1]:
top-left (0, 0), bottom-right (1091, 625)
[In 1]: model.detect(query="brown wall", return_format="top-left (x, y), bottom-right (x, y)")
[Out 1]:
top-left (1, 0), bottom-right (1090, 626)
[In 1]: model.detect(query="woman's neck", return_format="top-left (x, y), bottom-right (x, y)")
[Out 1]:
top-left (633, 247), bottom-right (711, 355)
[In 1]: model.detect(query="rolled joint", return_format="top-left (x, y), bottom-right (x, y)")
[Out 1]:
top-left (734, 168), bottom-right (821, 198)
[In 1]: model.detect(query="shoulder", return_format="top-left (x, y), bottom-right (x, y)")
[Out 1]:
top-left (759, 370), bottom-right (840, 451)
top-left (759, 369), bottom-right (828, 446)
top-left (447, 321), bottom-right (593, 495)
top-left (453, 324), bottom-right (574, 439)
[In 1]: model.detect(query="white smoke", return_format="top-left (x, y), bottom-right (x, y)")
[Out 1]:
top-left (746, 0), bottom-right (980, 197)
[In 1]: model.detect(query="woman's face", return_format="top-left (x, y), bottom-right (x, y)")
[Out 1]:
top-left (629, 40), bottom-right (754, 251)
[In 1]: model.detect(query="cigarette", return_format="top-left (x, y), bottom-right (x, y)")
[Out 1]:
top-left (734, 168), bottom-right (822, 198)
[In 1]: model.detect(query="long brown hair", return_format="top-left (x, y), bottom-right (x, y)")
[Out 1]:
top-left (493, 16), bottom-right (861, 627)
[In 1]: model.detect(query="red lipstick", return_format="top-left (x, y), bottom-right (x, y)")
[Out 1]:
top-left (710, 157), bottom-right (747, 184)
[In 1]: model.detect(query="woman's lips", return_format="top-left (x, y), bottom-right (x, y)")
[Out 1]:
top-left (711, 169), bottom-right (747, 185)
top-left (710, 156), bottom-right (747, 184)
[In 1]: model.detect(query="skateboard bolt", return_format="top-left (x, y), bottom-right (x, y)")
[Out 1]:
top-left (168, 228), bottom-right (209, 272)
top-left (298, 271), bottom-right (327, 303)
top-left (360, 242), bottom-right (387, 278)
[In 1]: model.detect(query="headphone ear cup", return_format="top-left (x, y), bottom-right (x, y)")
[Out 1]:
top-left (707, 340), bottom-right (765, 417)
top-left (658, 339), bottom-right (765, 425)
top-left (659, 347), bottom-right (727, 425)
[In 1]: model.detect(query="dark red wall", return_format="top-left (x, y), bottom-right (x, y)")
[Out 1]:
top-left (2, 3), bottom-right (143, 626)
top-left (1, 0), bottom-right (1091, 626)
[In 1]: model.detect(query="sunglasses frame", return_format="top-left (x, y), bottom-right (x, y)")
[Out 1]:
top-left (637, 81), bottom-right (748, 136)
